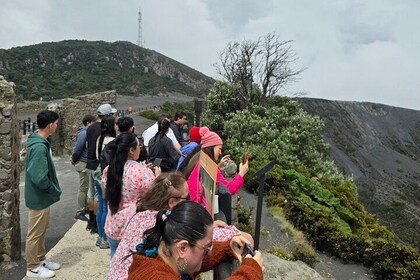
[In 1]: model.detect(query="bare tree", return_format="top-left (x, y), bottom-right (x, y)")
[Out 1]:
top-left (215, 32), bottom-right (303, 107)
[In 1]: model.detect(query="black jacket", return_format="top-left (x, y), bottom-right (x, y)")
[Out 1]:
top-left (148, 134), bottom-right (180, 172)
top-left (86, 122), bottom-right (101, 170)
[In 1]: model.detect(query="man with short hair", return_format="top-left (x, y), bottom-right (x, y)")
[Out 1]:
top-left (25, 110), bottom-right (62, 278)
top-left (71, 114), bottom-right (96, 222)
top-left (169, 111), bottom-right (188, 145)
top-left (142, 113), bottom-right (181, 154)
top-left (116, 116), bottom-right (135, 133)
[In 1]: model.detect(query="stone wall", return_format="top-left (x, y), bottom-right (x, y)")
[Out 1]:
top-left (51, 90), bottom-right (116, 155)
top-left (0, 76), bottom-right (21, 262)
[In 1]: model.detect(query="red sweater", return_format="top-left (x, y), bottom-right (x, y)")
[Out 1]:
top-left (128, 241), bottom-right (262, 280)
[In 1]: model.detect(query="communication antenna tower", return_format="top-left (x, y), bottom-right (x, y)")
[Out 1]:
top-left (137, 6), bottom-right (145, 47)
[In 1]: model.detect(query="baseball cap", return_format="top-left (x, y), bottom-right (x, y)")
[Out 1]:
top-left (97, 104), bottom-right (117, 116)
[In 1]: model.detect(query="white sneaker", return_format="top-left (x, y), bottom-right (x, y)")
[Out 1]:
top-left (42, 259), bottom-right (61, 270)
top-left (26, 265), bottom-right (55, 278)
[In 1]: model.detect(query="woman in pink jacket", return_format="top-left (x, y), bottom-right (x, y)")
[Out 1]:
top-left (179, 127), bottom-right (249, 211)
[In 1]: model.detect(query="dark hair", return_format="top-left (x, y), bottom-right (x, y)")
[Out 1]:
top-left (160, 113), bottom-right (170, 120)
top-left (97, 115), bottom-right (117, 159)
top-left (117, 117), bottom-right (134, 133)
top-left (178, 145), bottom-right (216, 179)
top-left (37, 110), bottom-right (59, 129)
top-left (139, 201), bottom-right (213, 257)
top-left (106, 132), bottom-right (138, 214)
top-left (138, 172), bottom-right (186, 212)
top-left (82, 114), bottom-right (96, 126)
top-left (154, 118), bottom-right (170, 139)
top-left (174, 111), bottom-right (186, 121)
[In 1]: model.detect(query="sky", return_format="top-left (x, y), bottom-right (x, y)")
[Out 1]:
top-left (1, 0), bottom-right (419, 110)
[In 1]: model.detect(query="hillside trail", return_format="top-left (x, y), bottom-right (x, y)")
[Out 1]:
top-left (236, 189), bottom-right (374, 280)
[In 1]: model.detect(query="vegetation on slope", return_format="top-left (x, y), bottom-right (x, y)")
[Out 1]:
top-left (202, 81), bottom-right (420, 279)
top-left (0, 40), bottom-right (214, 101)
top-left (297, 98), bottom-right (420, 249)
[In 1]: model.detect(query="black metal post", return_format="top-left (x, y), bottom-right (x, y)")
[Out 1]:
top-left (23, 120), bottom-right (27, 135)
top-left (32, 122), bottom-right (37, 132)
top-left (253, 160), bottom-right (275, 250)
top-left (194, 100), bottom-right (203, 127)
top-left (254, 175), bottom-right (265, 250)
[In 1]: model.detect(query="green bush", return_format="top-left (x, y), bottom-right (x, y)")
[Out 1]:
top-left (139, 110), bottom-right (159, 121)
top-left (202, 81), bottom-right (420, 279)
top-left (234, 200), bottom-right (254, 234)
top-left (291, 243), bottom-right (317, 267)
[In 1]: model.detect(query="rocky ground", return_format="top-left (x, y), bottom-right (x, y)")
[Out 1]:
top-left (237, 189), bottom-right (373, 280)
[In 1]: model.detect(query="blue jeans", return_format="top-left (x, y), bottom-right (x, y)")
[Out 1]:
top-left (94, 181), bottom-right (107, 240)
top-left (108, 237), bottom-right (120, 259)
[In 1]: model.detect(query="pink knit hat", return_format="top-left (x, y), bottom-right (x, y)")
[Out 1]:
top-left (200, 127), bottom-right (223, 148)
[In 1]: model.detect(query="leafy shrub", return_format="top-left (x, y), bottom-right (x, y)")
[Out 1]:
top-left (138, 110), bottom-right (158, 121)
top-left (202, 81), bottom-right (420, 279)
top-left (291, 243), bottom-right (317, 267)
top-left (234, 200), bottom-right (254, 234)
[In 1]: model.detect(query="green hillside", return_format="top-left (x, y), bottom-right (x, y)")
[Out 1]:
top-left (0, 40), bottom-right (214, 101)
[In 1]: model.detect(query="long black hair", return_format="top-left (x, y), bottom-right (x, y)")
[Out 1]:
top-left (106, 132), bottom-right (138, 214)
top-left (154, 118), bottom-right (170, 139)
top-left (138, 201), bottom-right (213, 257)
top-left (97, 115), bottom-right (117, 159)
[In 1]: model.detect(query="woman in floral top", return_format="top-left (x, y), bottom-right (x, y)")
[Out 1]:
top-left (102, 132), bottom-right (157, 258)
top-left (108, 172), bottom-right (243, 280)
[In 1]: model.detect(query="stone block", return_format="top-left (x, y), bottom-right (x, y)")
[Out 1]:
top-left (0, 121), bottom-right (11, 134)
top-left (0, 170), bottom-right (9, 180)
top-left (2, 191), bottom-right (12, 201)
top-left (2, 107), bottom-right (11, 117)
top-left (5, 201), bottom-right (14, 214)
top-left (1, 254), bottom-right (11, 262)
top-left (0, 230), bottom-right (6, 239)
top-left (2, 217), bottom-right (10, 228)
top-left (2, 147), bottom-right (11, 161)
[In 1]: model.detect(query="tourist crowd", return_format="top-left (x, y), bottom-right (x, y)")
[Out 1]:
top-left (23, 104), bottom-right (263, 279)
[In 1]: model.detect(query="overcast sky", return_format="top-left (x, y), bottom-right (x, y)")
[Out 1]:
top-left (1, 0), bottom-right (419, 110)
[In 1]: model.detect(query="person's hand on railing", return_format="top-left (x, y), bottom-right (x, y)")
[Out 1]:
top-left (245, 250), bottom-right (263, 269)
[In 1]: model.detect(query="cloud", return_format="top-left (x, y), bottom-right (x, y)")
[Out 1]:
top-left (0, 0), bottom-right (419, 109)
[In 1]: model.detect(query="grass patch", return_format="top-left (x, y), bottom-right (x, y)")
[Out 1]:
top-left (269, 206), bottom-right (305, 242)
top-left (268, 245), bottom-right (293, 261)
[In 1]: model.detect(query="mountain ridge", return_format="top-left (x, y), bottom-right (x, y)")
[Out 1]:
top-left (0, 40), bottom-right (215, 101)
top-left (297, 97), bottom-right (420, 248)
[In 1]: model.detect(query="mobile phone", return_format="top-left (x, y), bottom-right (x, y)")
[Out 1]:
top-left (152, 158), bottom-right (162, 167)
top-left (241, 243), bottom-right (255, 258)
top-left (242, 149), bottom-right (249, 164)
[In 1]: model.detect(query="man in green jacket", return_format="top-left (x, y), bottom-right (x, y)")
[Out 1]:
top-left (25, 110), bottom-right (62, 279)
